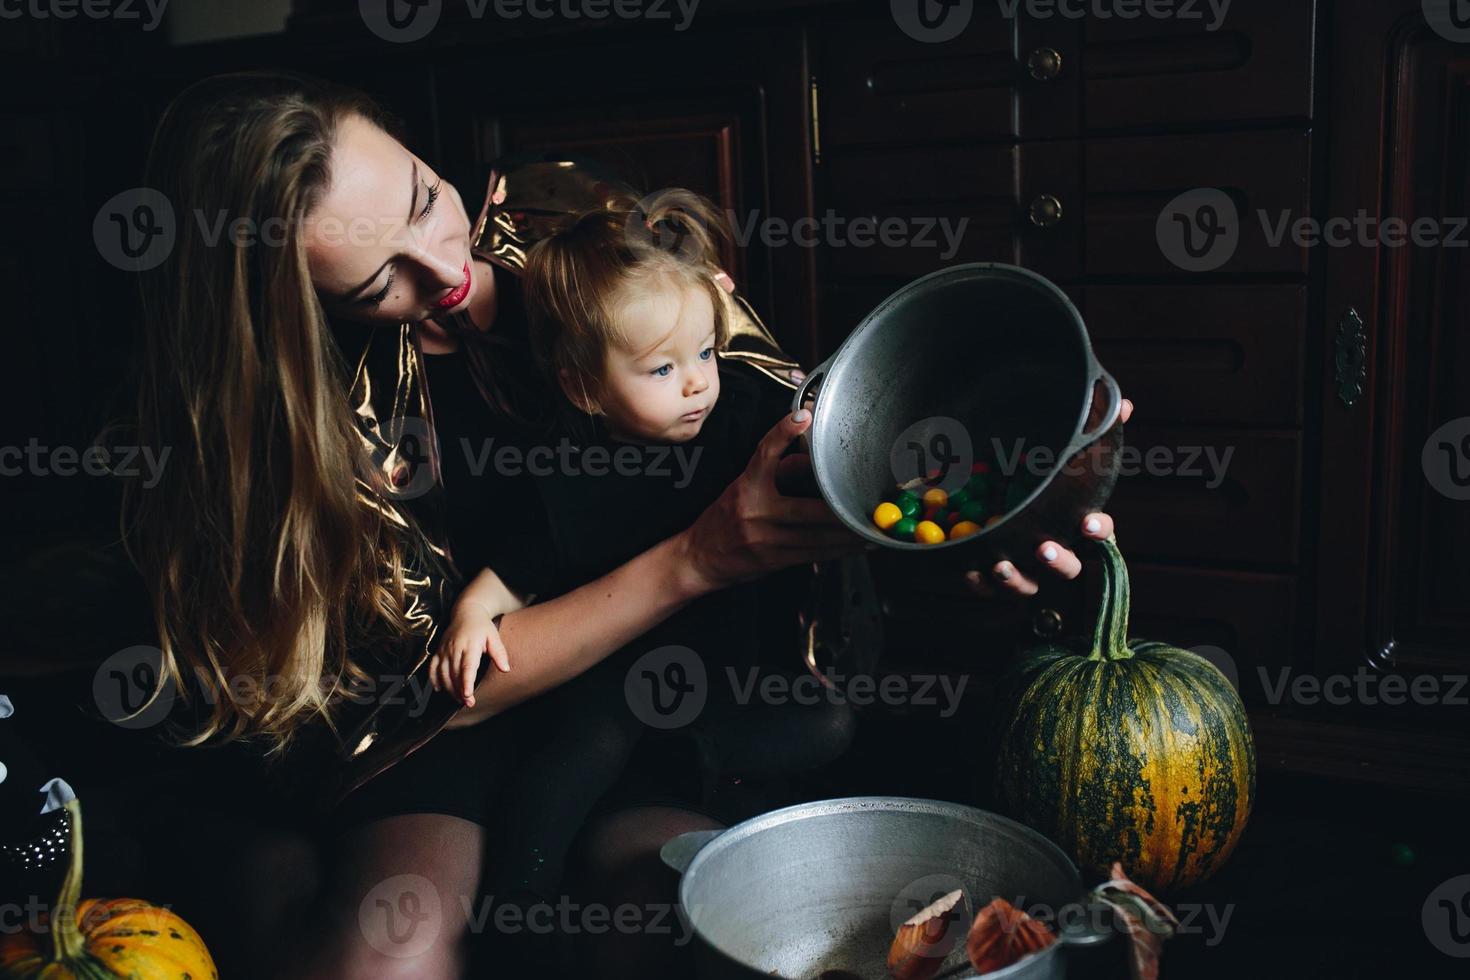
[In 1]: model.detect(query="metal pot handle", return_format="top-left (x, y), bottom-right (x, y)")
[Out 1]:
top-left (659, 829), bottom-right (725, 875)
top-left (791, 355), bottom-right (837, 415)
top-left (1061, 363), bottom-right (1123, 463)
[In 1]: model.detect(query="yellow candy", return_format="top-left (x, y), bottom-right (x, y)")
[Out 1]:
top-left (921, 488), bottom-right (948, 509)
top-left (872, 502), bottom-right (903, 530)
top-left (950, 520), bottom-right (981, 540)
top-left (914, 520), bottom-right (946, 544)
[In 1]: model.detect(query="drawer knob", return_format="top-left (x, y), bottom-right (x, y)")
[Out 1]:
top-left (1028, 194), bottom-right (1064, 228)
top-left (1027, 47), bottom-right (1064, 81)
top-left (1033, 608), bottom-right (1064, 639)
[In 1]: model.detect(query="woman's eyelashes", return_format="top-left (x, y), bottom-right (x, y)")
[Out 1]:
top-left (367, 270), bottom-right (396, 307)
top-left (420, 177), bottom-right (442, 220)
top-left (361, 177), bottom-right (444, 307)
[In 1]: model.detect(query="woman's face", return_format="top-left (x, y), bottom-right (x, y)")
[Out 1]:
top-left (305, 115), bottom-right (475, 326)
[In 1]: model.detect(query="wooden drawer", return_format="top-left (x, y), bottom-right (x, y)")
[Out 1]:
top-left (1106, 427), bottom-right (1301, 565)
top-left (1123, 564), bottom-right (1298, 706)
top-left (1084, 284), bottom-right (1306, 426)
top-left (820, 11), bottom-right (1022, 147)
top-left (1084, 0), bottom-right (1316, 130)
top-left (822, 144), bottom-right (1020, 278)
top-left (1084, 130), bottom-right (1312, 277)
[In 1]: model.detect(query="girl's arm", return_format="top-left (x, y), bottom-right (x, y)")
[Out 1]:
top-left (447, 409), bottom-right (862, 724)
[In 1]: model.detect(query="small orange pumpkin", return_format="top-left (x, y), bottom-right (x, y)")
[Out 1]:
top-left (0, 799), bottom-right (218, 980)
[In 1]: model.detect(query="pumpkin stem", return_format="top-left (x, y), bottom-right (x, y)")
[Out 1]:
top-left (1088, 535), bottom-right (1134, 662)
top-left (49, 798), bottom-right (87, 963)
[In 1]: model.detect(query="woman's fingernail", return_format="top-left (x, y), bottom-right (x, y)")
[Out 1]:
top-left (995, 563), bottom-right (1014, 581)
top-left (1042, 545), bottom-right (1058, 562)
top-left (792, 409), bottom-right (811, 423)
top-left (1085, 517), bottom-right (1102, 534)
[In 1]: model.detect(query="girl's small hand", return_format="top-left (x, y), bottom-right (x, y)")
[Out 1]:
top-left (964, 398), bottom-right (1133, 599)
top-left (433, 601), bottom-right (511, 708)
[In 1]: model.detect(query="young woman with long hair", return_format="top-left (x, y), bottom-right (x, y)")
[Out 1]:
top-left (118, 71), bottom-right (1127, 978)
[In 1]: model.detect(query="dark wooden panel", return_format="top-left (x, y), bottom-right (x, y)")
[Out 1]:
top-left (1108, 427), bottom-right (1301, 564)
top-left (1084, 130), bottom-right (1312, 277)
top-left (1084, 284), bottom-right (1306, 426)
top-left (1017, 140), bottom-right (1082, 281)
top-left (1364, 22), bottom-right (1470, 675)
top-left (1084, 0), bottom-right (1316, 130)
top-left (822, 144), bottom-right (1019, 279)
top-left (1016, 16), bottom-right (1082, 140)
top-left (819, 11), bottom-right (1021, 147)
top-left (501, 112), bottom-right (743, 277)
top-left (0, 115), bottom-right (55, 188)
top-left (1127, 563), bottom-right (1298, 703)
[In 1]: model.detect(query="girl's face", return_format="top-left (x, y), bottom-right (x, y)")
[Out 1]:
top-left (305, 115), bottom-right (475, 326)
top-left (587, 280), bottom-right (720, 444)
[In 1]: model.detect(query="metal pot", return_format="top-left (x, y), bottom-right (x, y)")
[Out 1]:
top-left (793, 264), bottom-right (1124, 577)
top-left (661, 797), bottom-right (1111, 979)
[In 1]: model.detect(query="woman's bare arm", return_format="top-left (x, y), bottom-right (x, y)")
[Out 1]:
top-left (447, 409), bottom-right (862, 724)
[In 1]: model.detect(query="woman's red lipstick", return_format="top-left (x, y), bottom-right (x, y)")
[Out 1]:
top-left (433, 262), bottom-right (472, 310)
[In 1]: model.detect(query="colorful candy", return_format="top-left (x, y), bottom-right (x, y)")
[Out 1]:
top-left (871, 457), bottom-right (1040, 544)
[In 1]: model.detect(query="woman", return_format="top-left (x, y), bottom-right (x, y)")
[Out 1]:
top-left (120, 71), bottom-right (1128, 979)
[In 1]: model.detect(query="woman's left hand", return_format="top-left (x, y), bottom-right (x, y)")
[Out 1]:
top-left (964, 398), bottom-right (1133, 599)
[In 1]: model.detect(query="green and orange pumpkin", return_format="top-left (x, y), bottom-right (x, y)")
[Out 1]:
top-left (993, 535), bottom-right (1255, 893)
top-left (0, 799), bottom-right (218, 980)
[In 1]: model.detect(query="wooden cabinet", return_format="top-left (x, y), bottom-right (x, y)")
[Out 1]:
top-left (1317, 0), bottom-right (1470, 684)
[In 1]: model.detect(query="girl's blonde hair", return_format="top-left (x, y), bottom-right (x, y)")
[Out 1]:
top-left (124, 72), bottom-right (432, 754)
top-left (521, 188), bottom-right (732, 417)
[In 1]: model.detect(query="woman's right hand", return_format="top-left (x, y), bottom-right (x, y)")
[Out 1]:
top-left (676, 409), bottom-right (866, 595)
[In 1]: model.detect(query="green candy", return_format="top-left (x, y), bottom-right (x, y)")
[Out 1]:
top-left (948, 488), bottom-right (972, 509)
top-left (896, 495), bottom-right (922, 519)
top-left (965, 475), bottom-right (991, 499)
top-left (959, 500), bottom-right (987, 523)
top-left (890, 517), bottom-right (918, 541)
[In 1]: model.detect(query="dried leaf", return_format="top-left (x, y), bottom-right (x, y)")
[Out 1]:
top-left (1090, 863), bottom-right (1181, 980)
top-left (887, 888), bottom-right (967, 980)
top-left (965, 898), bottom-right (1057, 974)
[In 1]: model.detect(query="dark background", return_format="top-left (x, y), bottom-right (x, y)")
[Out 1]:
top-left (1, 0), bottom-right (1467, 976)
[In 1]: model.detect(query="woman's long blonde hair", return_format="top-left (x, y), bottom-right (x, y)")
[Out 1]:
top-left (124, 72), bottom-right (424, 753)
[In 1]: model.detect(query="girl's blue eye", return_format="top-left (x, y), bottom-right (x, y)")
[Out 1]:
top-left (699, 347), bottom-right (714, 360)
top-left (653, 364), bottom-right (673, 377)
